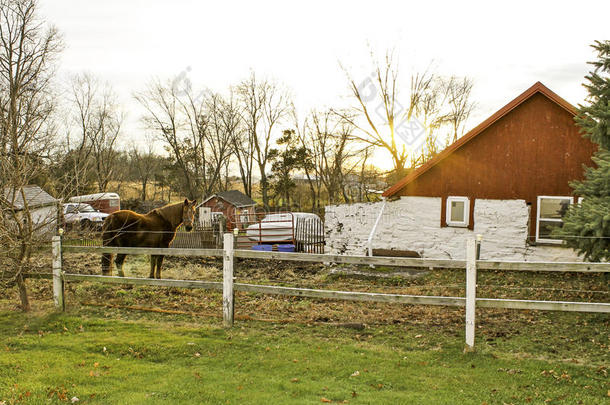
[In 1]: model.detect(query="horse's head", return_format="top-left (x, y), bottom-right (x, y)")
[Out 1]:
top-left (182, 199), bottom-right (197, 232)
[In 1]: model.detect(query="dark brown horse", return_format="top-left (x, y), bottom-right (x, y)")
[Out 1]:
top-left (101, 199), bottom-right (197, 279)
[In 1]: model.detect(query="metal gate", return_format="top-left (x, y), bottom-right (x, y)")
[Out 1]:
top-left (295, 216), bottom-right (325, 254)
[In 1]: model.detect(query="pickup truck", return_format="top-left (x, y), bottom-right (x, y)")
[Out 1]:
top-left (62, 203), bottom-right (109, 231)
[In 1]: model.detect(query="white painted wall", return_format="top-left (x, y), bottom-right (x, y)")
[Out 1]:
top-left (15, 205), bottom-right (58, 240)
top-left (325, 197), bottom-right (582, 262)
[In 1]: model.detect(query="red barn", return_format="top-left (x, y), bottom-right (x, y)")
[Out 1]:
top-left (199, 190), bottom-right (257, 231)
top-left (383, 81), bottom-right (595, 243)
top-left (325, 82), bottom-right (596, 261)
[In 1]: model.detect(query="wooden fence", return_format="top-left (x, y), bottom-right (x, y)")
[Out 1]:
top-left (50, 235), bottom-right (610, 349)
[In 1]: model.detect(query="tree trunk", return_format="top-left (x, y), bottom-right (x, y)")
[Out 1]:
top-left (260, 171), bottom-right (269, 208)
top-left (16, 273), bottom-right (30, 312)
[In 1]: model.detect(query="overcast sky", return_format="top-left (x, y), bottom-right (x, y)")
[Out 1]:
top-left (39, 0), bottom-right (609, 169)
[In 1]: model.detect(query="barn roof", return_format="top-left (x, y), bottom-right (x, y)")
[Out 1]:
top-left (2, 185), bottom-right (58, 210)
top-left (201, 190), bottom-right (257, 208)
top-left (382, 81), bottom-right (578, 198)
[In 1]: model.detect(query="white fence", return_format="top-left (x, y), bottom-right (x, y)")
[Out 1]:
top-left (50, 235), bottom-right (610, 349)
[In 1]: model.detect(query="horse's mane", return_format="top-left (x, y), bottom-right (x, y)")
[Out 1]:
top-left (149, 201), bottom-right (184, 229)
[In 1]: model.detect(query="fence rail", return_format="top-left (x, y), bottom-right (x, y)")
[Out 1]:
top-left (52, 235), bottom-right (610, 349)
top-left (64, 274), bottom-right (223, 290)
top-left (26, 272), bottom-right (610, 314)
top-left (62, 244), bottom-right (610, 273)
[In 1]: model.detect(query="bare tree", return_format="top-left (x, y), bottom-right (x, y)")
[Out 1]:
top-left (237, 72), bottom-right (290, 208)
top-left (336, 51), bottom-right (410, 176)
top-left (445, 76), bottom-right (475, 143)
top-left (230, 123), bottom-right (255, 196)
top-left (0, 0), bottom-right (63, 311)
top-left (302, 110), bottom-right (367, 205)
top-left (353, 148), bottom-right (382, 202)
top-left (214, 94), bottom-right (241, 193)
top-left (87, 81), bottom-right (123, 192)
top-left (409, 75), bottom-right (449, 166)
top-left (292, 109), bottom-right (319, 210)
top-left (182, 91), bottom-right (233, 197)
top-left (58, 73), bottom-right (123, 194)
top-left (409, 75), bottom-right (475, 164)
top-left (129, 136), bottom-right (158, 201)
top-left (63, 73), bottom-right (95, 194)
top-left (227, 88), bottom-right (254, 196)
top-left (134, 79), bottom-right (194, 197)
top-left (311, 110), bottom-right (347, 204)
top-left (338, 50), bottom-right (475, 176)
top-left (135, 78), bottom-right (236, 200)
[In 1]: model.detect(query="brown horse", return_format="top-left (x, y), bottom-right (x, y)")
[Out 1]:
top-left (101, 199), bottom-right (197, 279)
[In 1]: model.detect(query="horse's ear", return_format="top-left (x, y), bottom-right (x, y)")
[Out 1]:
top-left (184, 198), bottom-right (188, 206)
top-left (192, 199), bottom-right (197, 206)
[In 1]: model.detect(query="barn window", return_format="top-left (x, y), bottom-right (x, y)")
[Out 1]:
top-left (239, 209), bottom-right (249, 225)
top-left (446, 196), bottom-right (470, 227)
top-left (536, 196), bottom-right (572, 244)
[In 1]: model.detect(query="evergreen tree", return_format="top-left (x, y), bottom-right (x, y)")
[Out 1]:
top-left (269, 129), bottom-right (310, 208)
top-left (558, 40), bottom-right (610, 261)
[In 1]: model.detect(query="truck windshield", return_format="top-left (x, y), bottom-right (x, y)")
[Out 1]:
top-left (78, 204), bottom-right (96, 213)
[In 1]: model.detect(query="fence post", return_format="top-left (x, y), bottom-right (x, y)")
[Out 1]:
top-left (218, 219), bottom-right (224, 248)
top-left (223, 233), bottom-right (234, 327)
top-left (52, 235), bottom-right (64, 311)
top-left (465, 238), bottom-right (477, 351)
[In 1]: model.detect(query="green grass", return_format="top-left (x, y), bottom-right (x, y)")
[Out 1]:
top-left (0, 307), bottom-right (608, 404)
top-left (2, 253), bottom-right (609, 404)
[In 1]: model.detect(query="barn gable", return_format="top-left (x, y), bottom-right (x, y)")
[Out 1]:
top-left (201, 190), bottom-right (256, 208)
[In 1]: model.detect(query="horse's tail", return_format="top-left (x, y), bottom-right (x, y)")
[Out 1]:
top-left (101, 216), bottom-right (114, 276)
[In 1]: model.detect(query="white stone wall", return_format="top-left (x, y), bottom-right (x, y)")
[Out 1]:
top-left (525, 245), bottom-right (581, 262)
top-left (325, 197), bottom-right (582, 262)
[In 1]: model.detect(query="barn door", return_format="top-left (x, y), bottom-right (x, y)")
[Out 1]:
top-left (199, 207), bottom-right (212, 227)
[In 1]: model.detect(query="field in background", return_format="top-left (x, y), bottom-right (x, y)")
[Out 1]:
top-left (104, 181), bottom-right (177, 204)
top-left (104, 180), bottom-right (256, 206)
top-left (102, 179), bottom-right (340, 214)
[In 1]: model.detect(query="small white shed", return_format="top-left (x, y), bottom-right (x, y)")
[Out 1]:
top-left (2, 185), bottom-right (59, 238)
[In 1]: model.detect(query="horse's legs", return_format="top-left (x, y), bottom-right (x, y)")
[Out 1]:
top-left (115, 254), bottom-right (127, 277)
top-left (149, 255), bottom-right (157, 279)
top-left (101, 253), bottom-right (113, 276)
top-left (155, 255), bottom-right (165, 279)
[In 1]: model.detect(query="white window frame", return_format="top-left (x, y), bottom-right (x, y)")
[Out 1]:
top-left (446, 196), bottom-right (470, 228)
top-left (535, 196), bottom-right (573, 244)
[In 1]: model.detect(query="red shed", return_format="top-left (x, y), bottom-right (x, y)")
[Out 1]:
top-left (383, 82), bottom-right (596, 245)
top-left (199, 190), bottom-right (257, 231)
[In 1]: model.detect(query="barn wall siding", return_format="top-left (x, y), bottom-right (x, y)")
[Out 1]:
top-left (325, 197), bottom-right (581, 261)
